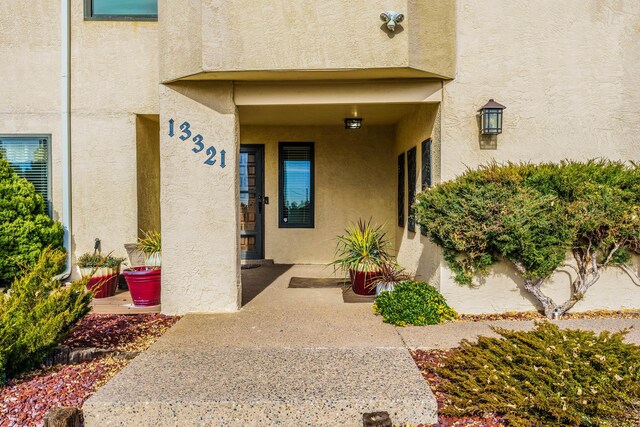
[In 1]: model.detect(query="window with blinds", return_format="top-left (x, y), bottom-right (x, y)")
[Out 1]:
top-left (279, 142), bottom-right (314, 228)
top-left (0, 135), bottom-right (51, 215)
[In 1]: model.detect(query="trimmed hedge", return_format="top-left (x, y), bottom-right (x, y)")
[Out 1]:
top-left (0, 248), bottom-right (92, 382)
top-left (439, 322), bottom-right (640, 426)
top-left (373, 281), bottom-right (457, 326)
top-left (415, 160), bottom-right (640, 318)
top-left (0, 154), bottom-right (64, 286)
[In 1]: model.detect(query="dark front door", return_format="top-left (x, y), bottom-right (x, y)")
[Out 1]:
top-left (240, 145), bottom-right (264, 260)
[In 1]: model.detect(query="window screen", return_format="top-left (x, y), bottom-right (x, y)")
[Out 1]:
top-left (398, 153), bottom-right (405, 227)
top-left (86, 0), bottom-right (158, 20)
top-left (407, 146), bottom-right (417, 233)
top-left (0, 135), bottom-right (51, 214)
top-left (279, 143), bottom-right (314, 228)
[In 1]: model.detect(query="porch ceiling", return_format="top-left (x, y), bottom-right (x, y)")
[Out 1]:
top-left (238, 103), bottom-right (419, 126)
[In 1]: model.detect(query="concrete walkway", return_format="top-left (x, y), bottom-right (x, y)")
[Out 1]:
top-left (83, 265), bottom-right (640, 426)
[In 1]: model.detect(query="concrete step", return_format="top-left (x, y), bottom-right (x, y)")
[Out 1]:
top-left (83, 347), bottom-right (437, 426)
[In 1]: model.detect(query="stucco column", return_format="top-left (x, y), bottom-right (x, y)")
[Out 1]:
top-left (159, 82), bottom-right (240, 314)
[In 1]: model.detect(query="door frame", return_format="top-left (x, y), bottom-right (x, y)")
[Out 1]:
top-left (240, 144), bottom-right (265, 260)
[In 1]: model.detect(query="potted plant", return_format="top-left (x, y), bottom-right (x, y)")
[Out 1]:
top-left (331, 219), bottom-right (392, 295)
top-left (76, 252), bottom-right (125, 298)
top-left (123, 230), bottom-right (161, 307)
top-left (370, 262), bottom-right (412, 295)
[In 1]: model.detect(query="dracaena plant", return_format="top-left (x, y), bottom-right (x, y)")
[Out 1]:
top-left (369, 262), bottom-right (412, 291)
top-left (331, 219), bottom-right (392, 275)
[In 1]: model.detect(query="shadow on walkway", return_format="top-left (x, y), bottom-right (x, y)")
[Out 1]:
top-left (241, 264), bottom-right (293, 306)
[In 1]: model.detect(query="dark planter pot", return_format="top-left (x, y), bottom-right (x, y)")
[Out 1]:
top-left (123, 267), bottom-right (161, 307)
top-left (85, 274), bottom-right (118, 298)
top-left (349, 269), bottom-right (381, 296)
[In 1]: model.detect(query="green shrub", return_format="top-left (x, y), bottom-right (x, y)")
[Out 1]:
top-left (373, 281), bottom-right (457, 326)
top-left (414, 160), bottom-right (640, 318)
top-left (438, 322), bottom-right (640, 427)
top-left (0, 248), bottom-right (92, 382)
top-left (0, 154), bottom-right (64, 286)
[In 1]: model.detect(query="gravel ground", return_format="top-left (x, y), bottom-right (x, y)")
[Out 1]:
top-left (0, 314), bottom-right (179, 427)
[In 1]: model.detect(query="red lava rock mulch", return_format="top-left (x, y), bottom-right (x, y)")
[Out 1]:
top-left (411, 349), bottom-right (506, 427)
top-left (459, 309), bottom-right (640, 322)
top-left (0, 313), bottom-right (179, 427)
top-left (63, 313), bottom-right (180, 352)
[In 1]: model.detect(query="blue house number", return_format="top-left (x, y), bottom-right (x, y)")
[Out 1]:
top-left (168, 119), bottom-right (226, 168)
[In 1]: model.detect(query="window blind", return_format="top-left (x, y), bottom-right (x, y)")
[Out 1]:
top-left (279, 143), bottom-right (314, 228)
top-left (0, 136), bottom-right (50, 214)
top-left (407, 146), bottom-right (417, 233)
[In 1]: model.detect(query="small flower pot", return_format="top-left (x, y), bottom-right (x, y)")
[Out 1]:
top-left (375, 282), bottom-right (396, 295)
top-left (123, 267), bottom-right (161, 307)
top-left (349, 269), bottom-right (381, 296)
top-left (78, 267), bottom-right (119, 298)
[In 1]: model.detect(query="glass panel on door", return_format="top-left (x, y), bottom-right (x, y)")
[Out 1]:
top-left (240, 146), bottom-right (264, 259)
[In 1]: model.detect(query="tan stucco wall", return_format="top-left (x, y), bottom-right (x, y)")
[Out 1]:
top-left (70, 4), bottom-right (159, 266)
top-left (136, 115), bottom-right (161, 236)
top-left (0, 1), bottom-right (160, 273)
top-left (436, 0), bottom-right (640, 314)
top-left (160, 0), bottom-right (455, 82)
top-left (0, 0), bottom-right (63, 219)
top-left (240, 125), bottom-right (396, 264)
top-left (442, 0), bottom-right (640, 180)
top-left (394, 104), bottom-right (442, 286)
top-left (160, 82), bottom-right (241, 314)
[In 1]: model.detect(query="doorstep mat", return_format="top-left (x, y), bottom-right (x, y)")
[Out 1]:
top-left (342, 287), bottom-right (376, 304)
top-left (288, 277), bottom-right (349, 288)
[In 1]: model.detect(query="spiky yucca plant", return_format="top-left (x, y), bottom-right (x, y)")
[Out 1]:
top-left (331, 219), bottom-right (392, 275)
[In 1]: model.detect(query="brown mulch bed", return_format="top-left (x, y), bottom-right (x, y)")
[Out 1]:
top-left (458, 309), bottom-right (640, 322)
top-left (411, 349), bottom-right (507, 427)
top-left (0, 313), bottom-right (179, 427)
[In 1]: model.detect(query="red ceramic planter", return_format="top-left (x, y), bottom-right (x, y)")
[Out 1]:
top-left (85, 274), bottom-right (118, 298)
top-left (123, 267), bottom-right (161, 307)
top-left (349, 269), bottom-right (381, 296)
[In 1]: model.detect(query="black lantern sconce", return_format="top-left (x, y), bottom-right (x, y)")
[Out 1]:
top-left (344, 118), bottom-right (363, 129)
top-left (479, 99), bottom-right (506, 135)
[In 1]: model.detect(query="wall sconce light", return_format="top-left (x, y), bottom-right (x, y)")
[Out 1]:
top-left (479, 99), bottom-right (506, 135)
top-left (344, 118), bottom-right (363, 129)
top-left (380, 11), bottom-right (404, 32)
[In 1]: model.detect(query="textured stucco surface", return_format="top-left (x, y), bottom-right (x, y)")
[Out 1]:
top-left (159, 82), bottom-right (241, 314)
top-left (0, 1), bottom-right (160, 274)
top-left (240, 125), bottom-right (396, 264)
top-left (70, 5), bottom-right (159, 265)
top-left (394, 104), bottom-right (442, 286)
top-left (160, 0), bottom-right (455, 82)
top-left (436, 0), bottom-right (640, 313)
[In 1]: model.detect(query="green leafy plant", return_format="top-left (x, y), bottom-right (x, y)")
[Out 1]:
top-left (0, 247), bottom-right (92, 382)
top-left (0, 154), bottom-right (64, 287)
top-left (373, 281), bottom-right (457, 326)
top-left (137, 230), bottom-right (161, 268)
top-left (438, 322), bottom-right (640, 426)
top-left (415, 160), bottom-right (640, 318)
top-left (137, 230), bottom-right (161, 255)
top-left (331, 219), bottom-right (392, 275)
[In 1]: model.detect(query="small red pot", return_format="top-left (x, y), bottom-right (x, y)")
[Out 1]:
top-left (123, 267), bottom-right (161, 307)
top-left (349, 269), bottom-right (381, 296)
top-left (85, 274), bottom-right (119, 298)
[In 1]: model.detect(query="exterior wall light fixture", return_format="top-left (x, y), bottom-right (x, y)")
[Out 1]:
top-left (344, 118), bottom-right (363, 129)
top-left (380, 11), bottom-right (404, 32)
top-left (479, 99), bottom-right (506, 135)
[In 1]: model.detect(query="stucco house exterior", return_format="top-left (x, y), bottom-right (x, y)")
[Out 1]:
top-left (2, 0), bottom-right (639, 315)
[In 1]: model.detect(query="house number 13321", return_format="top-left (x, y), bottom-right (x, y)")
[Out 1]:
top-left (168, 119), bottom-right (226, 168)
